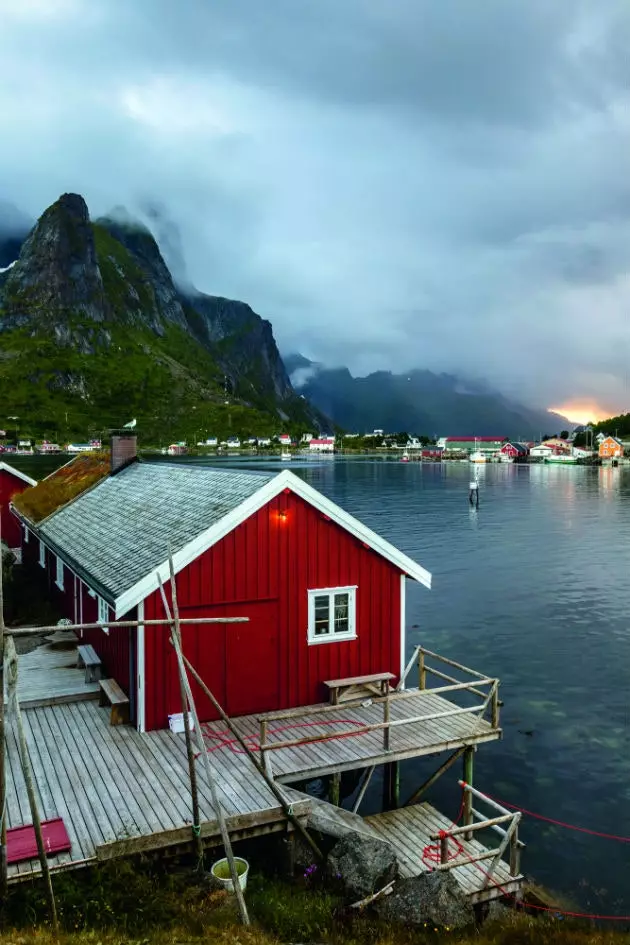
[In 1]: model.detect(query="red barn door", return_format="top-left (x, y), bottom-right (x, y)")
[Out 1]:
top-left (179, 600), bottom-right (279, 720)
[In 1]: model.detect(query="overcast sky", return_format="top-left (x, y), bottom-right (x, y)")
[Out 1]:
top-left (1, 0), bottom-right (628, 415)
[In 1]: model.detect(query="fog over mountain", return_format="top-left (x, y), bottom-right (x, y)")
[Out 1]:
top-left (1, 1), bottom-right (628, 414)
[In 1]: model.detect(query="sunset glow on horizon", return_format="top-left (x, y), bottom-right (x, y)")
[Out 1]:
top-left (548, 402), bottom-right (611, 425)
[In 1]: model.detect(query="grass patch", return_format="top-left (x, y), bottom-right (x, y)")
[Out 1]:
top-left (3, 862), bottom-right (630, 945)
top-left (13, 453), bottom-right (109, 523)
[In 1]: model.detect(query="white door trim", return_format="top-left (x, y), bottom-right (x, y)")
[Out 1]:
top-left (400, 574), bottom-right (406, 690)
top-left (137, 599), bottom-right (146, 732)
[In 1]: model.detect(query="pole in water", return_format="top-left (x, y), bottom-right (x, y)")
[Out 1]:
top-left (468, 479), bottom-right (479, 506)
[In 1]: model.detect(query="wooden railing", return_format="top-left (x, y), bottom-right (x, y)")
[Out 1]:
top-left (431, 781), bottom-right (524, 883)
top-left (400, 645), bottom-right (501, 729)
top-left (257, 648), bottom-right (500, 763)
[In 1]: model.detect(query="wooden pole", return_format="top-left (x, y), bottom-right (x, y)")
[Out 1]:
top-left (156, 579), bottom-right (204, 869)
top-left (5, 639), bottom-right (58, 931)
top-left (463, 746), bottom-right (474, 840)
top-left (6, 616), bottom-right (248, 637)
top-left (0, 514), bottom-right (7, 899)
top-left (418, 648), bottom-right (426, 690)
top-left (181, 652), bottom-right (322, 861)
top-left (351, 764), bottom-right (376, 814)
top-left (329, 772), bottom-right (341, 807)
top-left (382, 761), bottom-right (399, 811)
top-left (403, 746), bottom-right (465, 808)
top-left (166, 556), bottom-right (250, 926)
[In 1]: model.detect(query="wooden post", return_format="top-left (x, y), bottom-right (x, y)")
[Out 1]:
top-left (259, 718), bottom-right (267, 763)
top-left (5, 638), bottom-right (58, 931)
top-left (383, 689), bottom-right (391, 751)
top-left (157, 579), bottom-right (204, 869)
top-left (463, 747), bottom-right (474, 840)
top-left (440, 834), bottom-right (449, 865)
top-left (509, 822), bottom-right (521, 877)
top-left (329, 772), bottom-right (341, 807)
top-left (491, 681), bottom-right (500, 728)
top-left (166, 558), bottom-right (250, 926)
top-left (382, 761), bottom-right (399, 811)
top-left (418, 648), bottom-right (426, 690)
top-left (0, 514), bottom-right (7, 899)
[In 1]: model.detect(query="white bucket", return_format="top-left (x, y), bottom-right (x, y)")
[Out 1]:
top-left (210, 856), bottom-right (249, 892)
top-left (168, 712), bottom-right (195, 734)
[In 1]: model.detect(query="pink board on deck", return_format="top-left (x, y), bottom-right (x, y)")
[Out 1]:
top-left (7, 817), bottom-right (71, 864)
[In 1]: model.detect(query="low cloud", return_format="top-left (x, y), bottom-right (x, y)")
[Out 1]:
top-left (0, 0), bottom-right (628, 411)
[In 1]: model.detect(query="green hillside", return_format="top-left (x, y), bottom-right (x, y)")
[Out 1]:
top-left (0, 195), bottom-right (324, 445)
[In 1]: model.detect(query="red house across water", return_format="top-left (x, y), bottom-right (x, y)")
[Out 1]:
top-left (12, 436), bottom-right (431, 732)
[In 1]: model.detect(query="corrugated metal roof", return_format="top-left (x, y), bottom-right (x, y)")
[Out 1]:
top-left (39, 462), bottom-right (275, 601)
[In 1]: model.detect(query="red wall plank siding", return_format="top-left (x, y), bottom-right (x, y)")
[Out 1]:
top-left (0, 472), bottom-right (33, 548)
top-left (143, 490), bottom-right (402, 731)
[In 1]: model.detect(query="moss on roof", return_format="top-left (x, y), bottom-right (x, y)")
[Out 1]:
top-left (13, 452), bottom-right (111, 524)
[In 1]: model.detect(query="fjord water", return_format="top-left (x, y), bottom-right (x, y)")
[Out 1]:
top-left (240, 455), bottom-right (630, 912)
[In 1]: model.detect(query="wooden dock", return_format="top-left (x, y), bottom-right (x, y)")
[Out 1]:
top-left (365, 804), bottom-right (522, 904)
top-left (295, 791), bottom-right (522, 904)
top-left (5, 698), bottom-right (310, 882)
top-left (4, 642), bottom-right (99, 708)
top-left (4, 639), bottom-right (519, 903)
top-left (229, 688), bottom-right (500, 783)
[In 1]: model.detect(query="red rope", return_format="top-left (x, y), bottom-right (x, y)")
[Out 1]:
top-left (195, 717), bottom-right (369, 757)
top-left (475, 788), bottom-right (630, 843)
top-left (421, 794), bottom-right (466, 866)
top-left (433, 788), bottom-right (630, 922)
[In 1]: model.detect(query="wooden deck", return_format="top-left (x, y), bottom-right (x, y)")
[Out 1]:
top-left (294, 791), bottom-right (522, 903)
top-left (365, 804), bottom-right (522, 904)
top-left (4, 640), bottom-right (507, 888)
top-left (5, 699), bottom-right (309, 883)
top-left (210, 688), bottom-right (501, 784)
top-left (4, 641), bottom-right (99, 708)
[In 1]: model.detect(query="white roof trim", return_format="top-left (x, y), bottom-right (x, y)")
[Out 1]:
top-left (114, 468), bottom-right (431, 618)
top-left (0, 462), bottom-right (37, 487)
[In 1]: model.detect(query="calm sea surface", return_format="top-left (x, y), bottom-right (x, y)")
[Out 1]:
top-left (13, 454), bottom-right (630, 911)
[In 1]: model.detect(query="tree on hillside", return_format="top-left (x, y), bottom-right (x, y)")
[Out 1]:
top-left (559, 430), bottom-right (569, 439)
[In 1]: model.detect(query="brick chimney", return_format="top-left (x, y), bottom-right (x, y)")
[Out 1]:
top-left (111, 432), bottom-right (137, 474)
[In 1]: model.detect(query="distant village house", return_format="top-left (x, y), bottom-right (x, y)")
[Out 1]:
top-left (599, 436), bottom-right (623, 460)
top-left (308, 436), bottom-right (335, 453)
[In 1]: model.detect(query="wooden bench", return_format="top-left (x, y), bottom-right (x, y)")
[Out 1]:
top-left (99, 678), bottom-right (130, 726)
top-left (323, 672), bottom-right (396, 705)
top-left (76, 644), bottom-right (102, 683)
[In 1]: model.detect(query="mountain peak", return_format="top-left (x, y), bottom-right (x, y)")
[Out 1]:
top-left (0, 191), bottom-right (327, 441)
top-left (1, 192), bottom-right (108, 326)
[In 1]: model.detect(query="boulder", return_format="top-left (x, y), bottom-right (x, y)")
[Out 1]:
top-left (326, 833), bottom-right (398, 900)
top-left (375, 872), bottom-right (475, 930)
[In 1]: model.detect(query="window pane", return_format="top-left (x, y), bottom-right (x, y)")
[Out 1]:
top-left (314, 595), bottom-right (330, 636)
top-left (333, 593), bottom-right (349, 633)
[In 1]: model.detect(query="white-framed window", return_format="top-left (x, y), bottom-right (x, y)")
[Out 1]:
top-left (307, 586), bottom-right (357, 644)
top-left (98, 597), bottom-right (110, 635)
top-left (38, 540), bottom-right (45, 569)
top-left (55, 556), bottom-right (64, 591)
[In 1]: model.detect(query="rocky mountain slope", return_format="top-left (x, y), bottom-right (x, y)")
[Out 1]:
top-left (0, 194), bottom-right (325, 442)
top-left (285, 354), bottom-right (568, 438)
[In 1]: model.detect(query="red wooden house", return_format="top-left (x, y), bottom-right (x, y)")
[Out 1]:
top-left (0, 462), bottom-right (36, 548)
top-left (12, 437), bottom-right (431, 732)
top-left (499, 442), bottom-right (529, 460)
